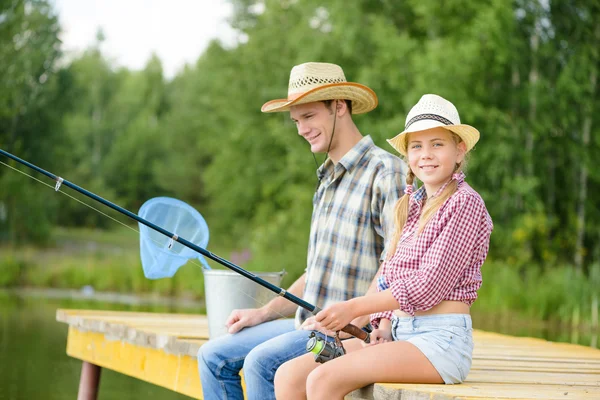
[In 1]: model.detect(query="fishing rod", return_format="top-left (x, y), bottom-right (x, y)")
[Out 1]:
top-left (0, 148), bottom-right (370, 353)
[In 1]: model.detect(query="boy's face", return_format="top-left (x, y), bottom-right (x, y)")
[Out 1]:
top-left (290, 101), bottom-right (336, 154)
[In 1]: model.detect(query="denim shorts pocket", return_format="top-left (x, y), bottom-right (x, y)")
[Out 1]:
top-left (449, 326), bottom-right (473, 381)
top-left (450, 326), bottom-right (471, 344)
top-left (427, 327), bottom-right (455, 352)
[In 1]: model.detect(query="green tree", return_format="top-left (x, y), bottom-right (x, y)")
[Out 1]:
top-left (0, 0), bottom-right (66, 244)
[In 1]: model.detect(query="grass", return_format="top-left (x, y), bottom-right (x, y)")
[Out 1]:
top-left (1, 227), bottom-right (599, 328)
top-left (474, 261), bottom-right (600, 328)
top-left (0, 225), bottom-right (244, 299)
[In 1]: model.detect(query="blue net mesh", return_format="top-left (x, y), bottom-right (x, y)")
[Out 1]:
top-left (138, 197), bottom-right (210, 279)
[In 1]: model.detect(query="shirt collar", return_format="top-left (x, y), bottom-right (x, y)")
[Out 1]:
top-left (410, 171), bottom-right (466, 204)
top-left (316, 135), bottom-right (374, 180)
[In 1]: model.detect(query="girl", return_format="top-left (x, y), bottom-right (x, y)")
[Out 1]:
top-left (274, 94), bottom-right (493, 400)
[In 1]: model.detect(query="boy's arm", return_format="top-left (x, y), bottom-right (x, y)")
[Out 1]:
top-left (226, 273), bottom-right (305, 333)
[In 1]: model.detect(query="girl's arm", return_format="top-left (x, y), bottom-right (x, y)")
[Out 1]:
top-left (315, 290), bottom-right (398, 331)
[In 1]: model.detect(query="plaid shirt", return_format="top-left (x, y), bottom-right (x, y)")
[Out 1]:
top-left (371, 172), bottom-right (493, 327)
top-left (296, 136), bottom-right (405, 327)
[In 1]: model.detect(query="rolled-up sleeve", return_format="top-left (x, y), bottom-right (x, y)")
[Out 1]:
top-left (370, 273), bottom-right (394, 328)
top-left (388, 193), bottom-right (489, 315)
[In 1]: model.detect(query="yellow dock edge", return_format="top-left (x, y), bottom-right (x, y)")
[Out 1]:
top-left (66, 326), bottom-right (203, 399)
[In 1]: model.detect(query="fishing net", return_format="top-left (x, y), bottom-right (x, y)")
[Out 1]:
top-left (138, 197), bottom-right (211, 279)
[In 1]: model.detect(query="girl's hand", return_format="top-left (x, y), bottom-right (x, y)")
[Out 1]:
top-left (299, 316), bottom-right (336, 336)
top-left (315, 301), bottom-right (356, 332)
top-left (363, 328), bottom-right (392, 347)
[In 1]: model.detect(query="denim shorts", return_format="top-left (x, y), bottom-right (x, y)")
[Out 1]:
top-left (391, 314), bottom-right (474, 384)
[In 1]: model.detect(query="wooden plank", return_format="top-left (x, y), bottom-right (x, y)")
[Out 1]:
top-left (58, 309), bottom-right (600, 400)
top-left (57, 310), bottom-right (210, 355)
top-left (473, 355), bottom-right (600, 364)
top-left (475, 346), bottom-right (600, 354)
top-left (471, 359), bottom-right (600, 373)
top-left (57, 309), bottom-right (205, 320)
top-left (57, 310), bottom-right (209, 330)
top-left (466, 369), bottom-right (600, 385)
top-left (119, 327), bottom-right (212, 338)
top-left (373, 382), bottom-right (600, 400)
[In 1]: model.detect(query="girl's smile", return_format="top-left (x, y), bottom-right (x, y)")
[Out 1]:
top-left (407, 127), bottom-right (466, 197)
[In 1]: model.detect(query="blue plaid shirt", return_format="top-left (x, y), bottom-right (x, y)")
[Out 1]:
top-left (296, 135), bottom-right (405, 327)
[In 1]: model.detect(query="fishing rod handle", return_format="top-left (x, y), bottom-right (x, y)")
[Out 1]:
top-left (342, 324), bottom-right (370, 343)
top-left (312, 306), bottom-right (371, 343)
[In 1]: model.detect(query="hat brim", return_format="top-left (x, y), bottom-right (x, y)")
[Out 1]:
top-left (387, 122), bottom-right (480, 157)
top-left (261, 82), bottom-right (378, 114)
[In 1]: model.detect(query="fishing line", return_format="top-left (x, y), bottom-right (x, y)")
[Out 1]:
top-left (0, 158), bottom-right (288, 321)
top-left (0, 149), bottom-right (370, 343)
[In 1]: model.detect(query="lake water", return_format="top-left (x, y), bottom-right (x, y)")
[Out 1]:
top-left (0, 291), bottom-right (597, 400)
top-left (0, 293), bottom-right (194, 400)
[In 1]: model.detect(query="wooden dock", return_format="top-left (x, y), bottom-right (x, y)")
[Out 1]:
top-left (56, 309), bottom-right (600, 399)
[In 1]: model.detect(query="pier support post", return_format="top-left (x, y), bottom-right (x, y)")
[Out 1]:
top-left (77, 361), bottom-right (102, 400)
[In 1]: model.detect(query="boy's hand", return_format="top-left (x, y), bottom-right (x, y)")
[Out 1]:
top-left (225, 308), bottom-right (267, 334)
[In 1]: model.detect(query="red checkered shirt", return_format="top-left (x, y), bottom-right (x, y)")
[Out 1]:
top-left (370, 172), bottom-right (493, 327)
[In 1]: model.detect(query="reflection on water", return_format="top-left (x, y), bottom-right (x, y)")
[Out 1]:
top-left (0, 293), bottom-right (197, 400)
top-left (0, 293), bottom-right (597, 400)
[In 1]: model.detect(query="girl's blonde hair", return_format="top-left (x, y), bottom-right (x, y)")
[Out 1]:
top-left (387, 131), bottom-right (467, 259)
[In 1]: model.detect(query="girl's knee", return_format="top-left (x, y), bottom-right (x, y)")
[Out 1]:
top-left (275, 361), bottom-right (303, 398)
top-left (306, 366), bottom-right (331, 398)
top-left (274, 361), bottom-right (291, 387)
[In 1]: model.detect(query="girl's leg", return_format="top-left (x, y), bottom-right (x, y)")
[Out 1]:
top-left (274, 352), bottom-right (317, 400)
top-left (306, 340), bottom-right (443, 400)
top-left (275, 338), bottom-right (366, 399)
top-left (274, 338), bottom-right (370, 399)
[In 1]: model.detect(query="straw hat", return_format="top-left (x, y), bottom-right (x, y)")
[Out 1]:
top-left (387, 94), bottom-right (480, 157)
top-left (261, 62), bottom-right (378, 114)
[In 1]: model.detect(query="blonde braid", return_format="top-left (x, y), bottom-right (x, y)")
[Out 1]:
top-left (386, 169), bottom-right (415, 259)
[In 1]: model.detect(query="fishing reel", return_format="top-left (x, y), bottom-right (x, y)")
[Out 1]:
top-left (306, 331), bottom-right (346, 363)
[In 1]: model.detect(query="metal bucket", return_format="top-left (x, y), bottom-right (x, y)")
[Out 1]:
top-left (203, 269), bottom-right (285, 339)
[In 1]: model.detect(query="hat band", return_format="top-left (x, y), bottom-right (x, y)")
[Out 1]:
top-left (405, 113), bottom-right (454, 130)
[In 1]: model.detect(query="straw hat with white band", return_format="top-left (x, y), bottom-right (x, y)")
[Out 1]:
top-left (387, 94), bottom-right (480, 157)
top-left (261, 62), bottom-right (378, 114)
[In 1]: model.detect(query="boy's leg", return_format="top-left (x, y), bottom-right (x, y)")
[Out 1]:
top-left (243, 328), bottom-right (317, 400)
top-left (197, 319), bottom-right (295, 400)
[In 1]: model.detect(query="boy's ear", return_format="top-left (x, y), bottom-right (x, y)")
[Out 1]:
top-left (336, 100), bottom-right (346, 116)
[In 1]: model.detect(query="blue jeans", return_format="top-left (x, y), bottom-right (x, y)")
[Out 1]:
top-left (197, 319), bottom-right (313, 400)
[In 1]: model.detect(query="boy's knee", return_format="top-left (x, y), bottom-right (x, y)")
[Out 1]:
top-left (243, 346), bottom-right (270, 376)
top-left (197, 339), bottom-right (221, 370)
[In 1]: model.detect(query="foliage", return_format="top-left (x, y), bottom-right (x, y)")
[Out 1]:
top-left (474, 261), bottom-right (600, 325)
top-left (1, 0), bottom-right (600, 322)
